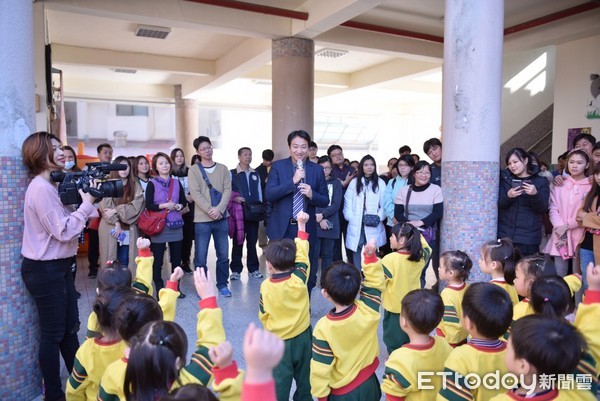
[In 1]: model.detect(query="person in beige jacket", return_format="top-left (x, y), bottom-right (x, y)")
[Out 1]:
top-left (188, 135), bottom-right (233, 297)
top-left (99, 156), bottom-right (145, 269)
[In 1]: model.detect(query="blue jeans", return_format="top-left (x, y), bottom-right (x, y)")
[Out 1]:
top-left (22, 257), bottom-right (80, 401)
top-left (117, 243), bottom-right (129, 267)
top-left (580, 248), bottom-right (594, 290)
top-left (195, 219), bottom-right (230, 289)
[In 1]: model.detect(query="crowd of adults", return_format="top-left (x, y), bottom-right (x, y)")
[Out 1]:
top-left (20, 128), bottom-right (599, 401)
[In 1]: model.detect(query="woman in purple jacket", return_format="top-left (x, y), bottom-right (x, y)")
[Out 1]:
top-left (21, 131), bottom-right (97, 401)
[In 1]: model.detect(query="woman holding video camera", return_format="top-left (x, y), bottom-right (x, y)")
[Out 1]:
top-left (498, 147), bottom-right (550, 257)
top-left (21, 131), bottom-right (98, 401)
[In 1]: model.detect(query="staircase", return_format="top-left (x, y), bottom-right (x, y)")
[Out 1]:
top-left (500, 104), bottom-right (553, 165)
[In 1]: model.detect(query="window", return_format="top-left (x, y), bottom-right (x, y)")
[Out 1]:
top-left (116, 105), bottom-right (149, 116)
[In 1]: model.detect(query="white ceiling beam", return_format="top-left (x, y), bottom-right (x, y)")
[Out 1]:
top-left (181, 38), bottom-right (272, 97)
top-left (349, 59), bottom-right (440, 90)
top-left (63, 76), bottom-right (174, 102)
top-left (52, 44), bottom-right (214, 76)
top-left (504, 9), bottom-right (600, 53)
top-left (43, 0), bottom-right (294, 39)
top-left (244, 65), bottom-right (351, 88)
top-left (316, 26), bottom-right (443, 61)
top-left (292, 0), bottom-right (386, 38)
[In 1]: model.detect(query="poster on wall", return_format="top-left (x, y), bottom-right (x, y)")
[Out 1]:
top-left (589, 74), bottom-right (600, 119)
top-left (568, 127), bottom-right (592, 151)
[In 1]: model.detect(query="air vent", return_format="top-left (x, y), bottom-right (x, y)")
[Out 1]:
top-left (315, 48), bottom-right (349, 59)
top-left (112, 68), bottom-right (137, 74)
top-left (135, 24), bottom-right (171, 39)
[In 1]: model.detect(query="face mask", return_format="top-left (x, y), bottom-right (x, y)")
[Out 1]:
top-left (65, 161), bottom-right (75, 170)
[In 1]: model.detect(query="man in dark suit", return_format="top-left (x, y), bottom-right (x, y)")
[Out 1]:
top-left (255, 149), bottom-right (274, 248)
top-left (265, 130), bottom-right (329, 293)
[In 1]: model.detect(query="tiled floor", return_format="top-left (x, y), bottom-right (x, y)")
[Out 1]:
top-left (39, 240), bottom-right (437, 401)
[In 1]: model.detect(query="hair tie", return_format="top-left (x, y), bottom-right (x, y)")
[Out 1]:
top-left (543, 298), bottom-right (549, 302)
top-left (497, 239), bottom-right (501, 243)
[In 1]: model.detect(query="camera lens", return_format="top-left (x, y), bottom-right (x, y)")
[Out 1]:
top-left (98, 179), bottom-right (124, 199)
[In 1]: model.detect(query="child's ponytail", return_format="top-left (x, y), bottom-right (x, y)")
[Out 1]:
top-left (392, 223), bottom-right (423, 262)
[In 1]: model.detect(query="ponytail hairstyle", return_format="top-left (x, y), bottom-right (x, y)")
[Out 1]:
top-left (515, 255), bottom-right (546, 297)
top-left (124, 321), bottom-right (188, 401)
top-left (440, 250), bottom-right (473, 282)
top-left (481, 238), bottom-right (516, 284)
top-left (530, 275), bottom-right (573, 318)
top-left (356, 154), bottom-right (379, 195)
top-left (97, 260), bottom-right (132, 294)
top-left (391, 223), bottom-right (424, 262)
top-left (115, 292), bottom-right (163, 344)
top-left (505, 147), bottom-right (537, 176)
top-left (93, 288), bottom-right (131, 337)
top-left (582, 162), bottom-right (600, 212)
top-left (110, 155), bottom-right (135, 203)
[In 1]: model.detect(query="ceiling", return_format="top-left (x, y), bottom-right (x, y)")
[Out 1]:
top-left (40, 0), bottom-right (600, 111)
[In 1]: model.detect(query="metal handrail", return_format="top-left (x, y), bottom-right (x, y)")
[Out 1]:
top-left (527, 129), bottom-right (553, 152)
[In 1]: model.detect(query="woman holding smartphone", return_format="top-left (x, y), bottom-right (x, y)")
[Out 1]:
top-left (498, 147), bottom-right (550, 256)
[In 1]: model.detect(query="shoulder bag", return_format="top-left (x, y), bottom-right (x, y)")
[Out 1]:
top-left (197, 163), bottom-right (223, 207)
top-left (138, 179), bottom-right (175, 236)
top-left (362, 185), bottom-right (380, 227)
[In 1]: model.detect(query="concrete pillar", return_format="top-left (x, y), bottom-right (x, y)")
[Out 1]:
top-left (0, 1), bottom-right (41, 400)
top-left (175, 84), bottom-right (198, 163)
top-left (272, 37), bottom-right (314, 159)
top-left (33, 2), bottom-right (49, 132)
top-left (441, 0), bottom-right (504, 281)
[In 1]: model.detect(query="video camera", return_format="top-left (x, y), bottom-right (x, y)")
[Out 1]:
top-left (50, 162), bottom-right (125, 205)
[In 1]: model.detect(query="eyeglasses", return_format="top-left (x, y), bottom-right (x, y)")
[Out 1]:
top-left (199, 145), bottom-right (213, 152)
top-left (322, 166), bottom-right (332, 170)
top-left (330, 152), bottom-right (343, 158)
top-left (415, 170), bottom-right (431, 175)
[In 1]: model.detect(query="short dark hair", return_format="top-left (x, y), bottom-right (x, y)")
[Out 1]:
top-left (98, 260), bottom-right (132, 294)
top-left (193, 136), bottom-right (211, 150)
top-left (592, 142), bottom-right (600, 153)
top-left (327, 144), bottom-right (343, 156)
top-left (462, 282), bottom-right (512, 339)
top-left (399, 145), bottom-right (412, 154)
top-left (318, 155), bottom-right (332, 165)
top-left (401, 289), bottom-right (444, 334)
top-left (264, 239), bottom-right (296, 271)
top-left (262, 149), bottom-right (274, 161)
top-left (309, 141), bottom-right (318, 149)
top-left (287, 130), bottom-right (311, 146)
top-left (411, 160), bottom-right (432, 180)
top-left (152, 152), bottom-right (172, 175)
top-left (423, 138), bottom-right (442, 155)
top-left (530, 275), bottom-right (573, 318)
top-left (22, 131), bottom-right (61, 175)
top-left (97, 143), bottom-right (113, 154)
top-left (411, 154), bottom-right (420, 162)
top-left (321, 261), bottom-right (361, 306)
top-left (572, 133), bottom-right (596, 148)
top-left (237, 147), bottom-right (251, 156)
top-left (511, 315), bottom-right (586, 376)
top-left (93, 288), bottom-right (130, 334)
top-left (440, 250), bottom-right (472, 282)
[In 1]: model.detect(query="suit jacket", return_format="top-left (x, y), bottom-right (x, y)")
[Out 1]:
top-left (265, 157), bottom-right (329, 240)
top-left (255, 164), bottom-right (269, 192)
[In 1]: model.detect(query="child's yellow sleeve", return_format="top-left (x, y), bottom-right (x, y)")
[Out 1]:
top-left (158, 280), bottom-right (179, 321)
top-left (310, 323), bottom-right (335, 400)
top-left (212, 362), bottom-right (244, 401)
top-left (132, 248), bottom-right (154, 297)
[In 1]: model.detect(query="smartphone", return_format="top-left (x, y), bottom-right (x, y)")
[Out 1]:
top-left (326, 220), bottom-right (334, 230)
top-left (511, 179), bottom-right (523, 189)
top-left (522, 179), bottom-right (532, 186)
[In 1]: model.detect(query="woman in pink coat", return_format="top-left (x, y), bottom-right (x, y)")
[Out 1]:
top-left (544, 149), bottom-right (591, 276)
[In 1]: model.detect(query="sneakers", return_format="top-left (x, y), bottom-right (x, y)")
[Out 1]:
top-left (178, 291), bottom-right (186, 299)
top-left (181, 265), bottom-right (194, 275)
top-left (249, 270), bottom-right (263, 279)
top-left (230, 272), bottom-right (241, 280)
top-left (218, 287), bottom-right (232, 298)
top-left (88, 268), bottom-right (98, 279)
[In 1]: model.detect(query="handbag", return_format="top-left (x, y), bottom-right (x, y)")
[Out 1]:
top-left (362, 188), bottom-right (380, 227)
top-left (243, 201), bottom-right (265, 222)
top-left (405, 186), bottom-right (436, 243)
top-left (138, 179), bottom-right (175, 236)
top-left (197, 163), bottom-right (223, 207)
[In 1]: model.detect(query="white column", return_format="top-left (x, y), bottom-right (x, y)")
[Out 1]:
top-left (175, 84), bottom-right (199, 162)
top-left (441, 0), bottom-right (504, 281)
top-left (0, 1), bottom-right (41, 400)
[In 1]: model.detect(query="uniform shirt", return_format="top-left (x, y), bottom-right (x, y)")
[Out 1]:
top-left (436, 283), bottom-right (469, 346)
top-left (491, 279), bottom-right (519, 306)
top-left (382, 336), bottom-right (452, 401)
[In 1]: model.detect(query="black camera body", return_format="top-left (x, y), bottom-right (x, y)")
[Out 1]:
top-left (50, 162), bottom-right (125, 205)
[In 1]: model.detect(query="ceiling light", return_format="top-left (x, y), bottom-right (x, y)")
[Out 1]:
top-left (315, 48), bottom-right (349, 59)
top-left (135, 24), bottom-right (171, 39)
top-left (112, 68), bottom-right (137, 74)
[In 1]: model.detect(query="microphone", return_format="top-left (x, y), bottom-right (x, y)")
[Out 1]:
top-left (297, 159), bottom-right (304, 184)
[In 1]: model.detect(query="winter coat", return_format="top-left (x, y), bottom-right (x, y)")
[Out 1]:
top-left (316, 176), bottom-right (342, 239)
top-left (343, 177), bottom-right (386, 252)
top-left (497, 169), bottom-right (550, 246)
